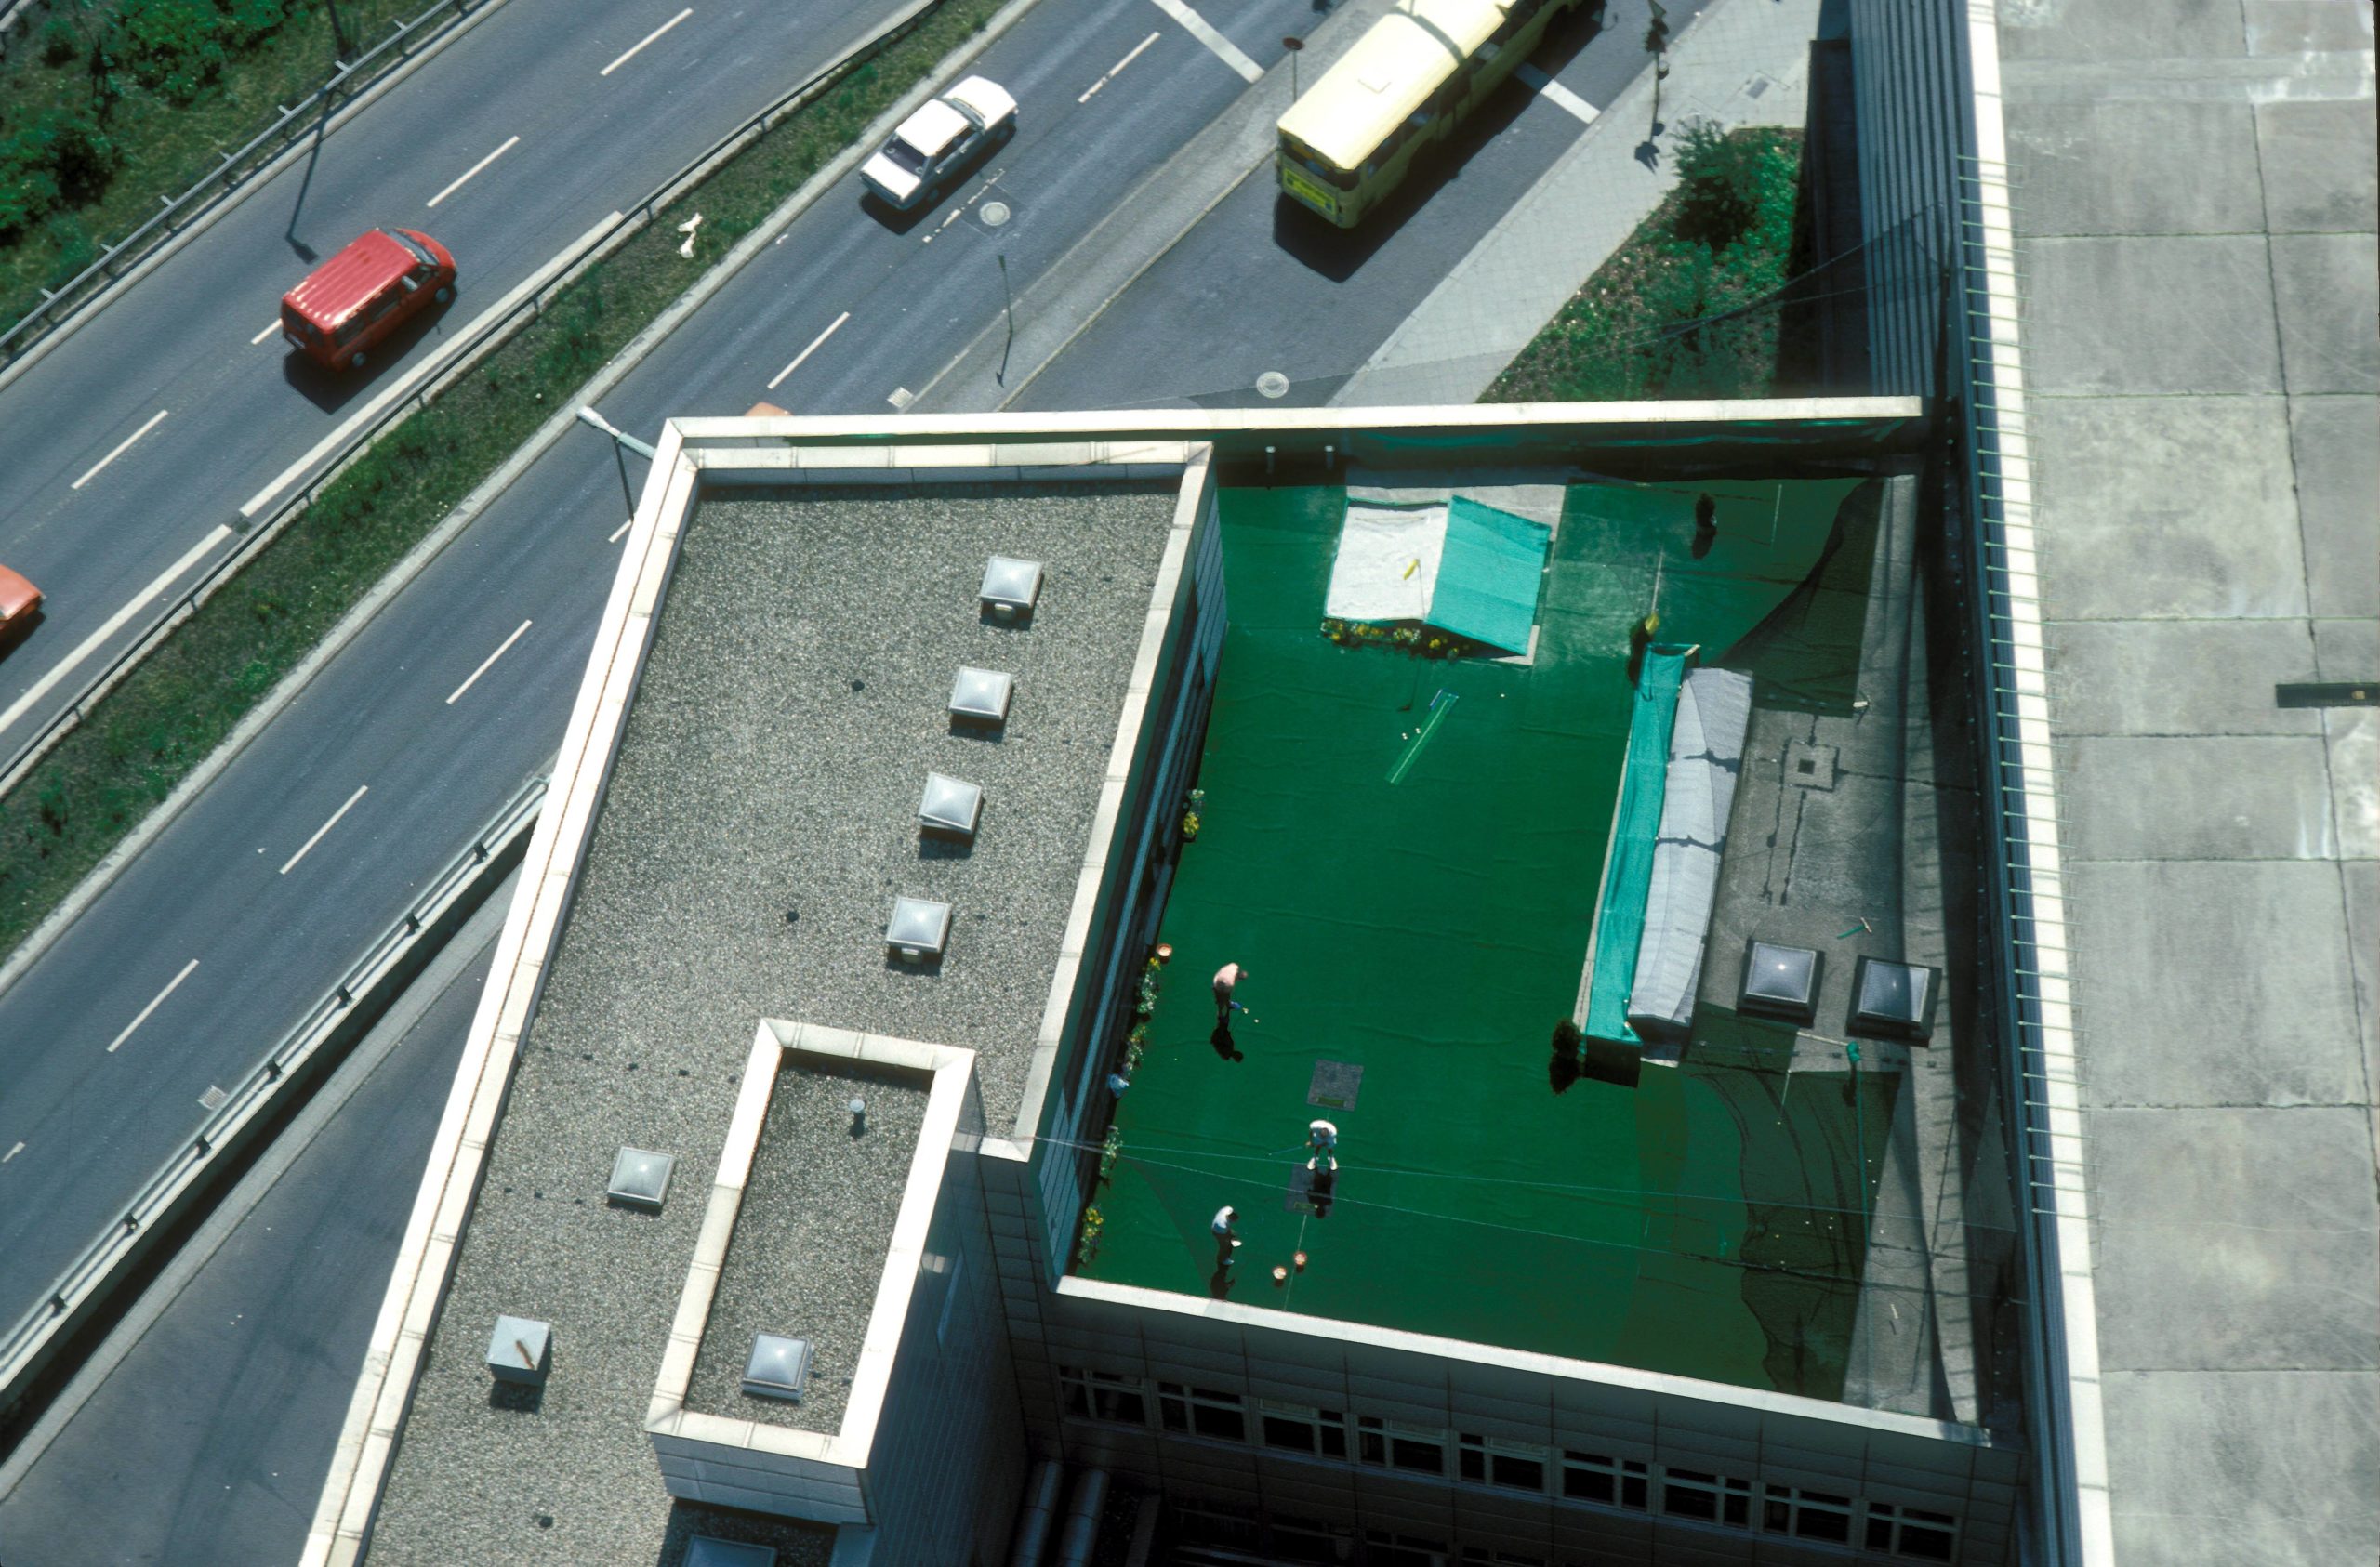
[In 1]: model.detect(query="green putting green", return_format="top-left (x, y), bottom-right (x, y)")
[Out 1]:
top-left (1078, 480), bottom-right (1896, 1402)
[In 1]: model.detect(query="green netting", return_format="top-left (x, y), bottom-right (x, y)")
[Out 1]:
top-left (1078, 480), bottom-right (1901, 1401)
top-left (1580, 645), bottom-right (1689, 1047)
top-left (1430, 496), bottom-right (1552, 654)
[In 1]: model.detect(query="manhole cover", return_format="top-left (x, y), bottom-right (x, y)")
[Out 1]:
top-left (1256, 370), bottom-right (1290, 399)
top-left (979, 200), bottom-right (1012, 227)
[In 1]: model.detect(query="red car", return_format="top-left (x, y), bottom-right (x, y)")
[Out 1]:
top-left (280, 228), bottom-right (456, 370)
top-left (0, 564), bottom-right (41, 650)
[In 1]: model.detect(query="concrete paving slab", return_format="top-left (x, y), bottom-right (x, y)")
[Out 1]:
top-left (2019, 237), bottom-right (2282, 394)
top-left (2046, 619), bottom-right (2320, 737)
top-left (2064, 735), bottom-right (2340, 860)
top-left (1997, 0), bottom-right (2248, 62)
top-left (2100, 1367), bottom-right (2380, 1567)
top-left (2288, 395), bottom-right (2380, 618)
top-left (2069, 859), bottom-right (2367, 1109)
top-left (2254, 99), bottom-right (2380, 233)
top-left (2311, 615), bottom-right (2379, 680)
top-left (2345, 859), bottom-right (2378, 1064)
top-left (2089, 1105), bottom-right (2380, 1372)
top-left (2270, 233), bottom-right (2380, 394)
top-left (2244, 0), bottom-right (2377, 53)
top-left (2325, 708), bottom-right (2377, 859)
top-left (2009, 99), bottom-right (2262, 237)
top-left (2030, 395), bottom-right (2307, 620)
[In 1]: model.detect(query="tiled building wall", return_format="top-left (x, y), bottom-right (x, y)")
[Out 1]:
top-left (859, 1073), bottom-right (1026, 1567)
top-left (1033, 1284), bottom-right (2018, 1567)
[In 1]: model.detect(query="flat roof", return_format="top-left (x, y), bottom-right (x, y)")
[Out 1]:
top-left (362, 480), bottom-right (1176, 1564)
top-left (1077, 470), bottom-right (1981, 1416)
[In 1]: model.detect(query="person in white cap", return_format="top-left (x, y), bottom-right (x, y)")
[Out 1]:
top-left (1212, 961), bottom-right (1249, 1024)
top-left (1305, 1119), bottom-right (1339, 1173)
top-left (1210, 1205), bottom-right (1242, 1264)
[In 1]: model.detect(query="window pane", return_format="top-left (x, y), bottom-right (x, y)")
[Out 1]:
top-left (1101, 1389), bottom-right (1146, 1425)
top-left (1723, 1491), bottom-right (1749, 1527)
top-left (1159, 1398), bottom-right (1187, 1433)
top-left (1492, 1455), bottom-right (1544, 1493)
top-left (1665, 1481), bottom-right (1717, 1521)
top-left (1320, 1424), bottom-right (1348, 1459)
top-left (1901, 1522), bottom-right (1957, 1561)
top-left (1563, 1468), bottom-right (1612, 1504)
top-left (1868, 1516), bottom-right (1897, 1550)
top-left (1459, 1445), bottom-right (1485, 1481)
top-left (1764, 1497), bottom-right (1792, 1532)
top-left (1263, 1415), bottom-right (1316, 1453)
top-left (1620, 1473), bottom-right (1647, 1510)
top-left (1360, 1429), bottom-right (1386, 1465)
top-left (1796, 1508), bottom-right (1851, 1543)
top-left (1192, 1404), bottom-right (1244, 1441)
top-left (1391, 1436), bottom-right (1444, 1474)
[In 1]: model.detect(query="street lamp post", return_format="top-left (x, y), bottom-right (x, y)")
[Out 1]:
top-left (1283, 35), bottom-right (1304, 99)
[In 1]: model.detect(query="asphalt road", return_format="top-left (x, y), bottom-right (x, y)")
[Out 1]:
top-left (0, 0), bottom-right (1696, 1539)
top-left (0, 903), bottom-right (494, 1567)
top-left (0, 0), bottom-right (910, 768)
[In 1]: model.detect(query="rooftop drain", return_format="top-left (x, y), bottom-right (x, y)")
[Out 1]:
top-left (741, 1332), bottom-right (813, 1403)
top-left (1739, 941), bottom-right (1822, 1026)
top-left (919, 771), bottom-right (984, 840)
top-left (686, 1542), bottom-right (778, 1567)
top-left (949, 666), bottom-right (1014, 727)
top-left (980, 555), bottom-right (1043, 619)
top-left (1850, 956), bottom-right (1938, 1042)
top-left (605, 1147), bottom-right (676, 1210)
top-left (886, 896), bottom-right (952, 962)
top-left (486, 1314), bottom-right (551, 1385)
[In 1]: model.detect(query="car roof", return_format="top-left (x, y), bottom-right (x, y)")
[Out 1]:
top-left (893, 99), bottom-right (972, 157)
top-left (283, 230), bottom-right (417, 329)
top-left (943, 75), bottom-right (1015, 126)
top-left (0, 564), bottom-right (39, 619)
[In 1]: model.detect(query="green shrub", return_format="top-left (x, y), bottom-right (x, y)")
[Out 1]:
top-left (39, 14), bottom-right (84, 66)
top-left (117, 0), bottom-right (231, 104)
top-left (0, 109), bottom-right (122, 240)
top-left (1673, 119), bottom-right (1761, 250)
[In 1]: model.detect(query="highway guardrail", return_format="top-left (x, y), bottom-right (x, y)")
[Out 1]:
top-left (0, 771), bottom-right (546, 1427)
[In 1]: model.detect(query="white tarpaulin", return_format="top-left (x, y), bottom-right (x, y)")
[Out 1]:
top-left (1627, 667), bottom-right (1755, 1041)
top-left (1324, 500), bottom-right (1445, 624)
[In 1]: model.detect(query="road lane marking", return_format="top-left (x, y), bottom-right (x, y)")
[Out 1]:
top-left (1515, 62), bottom-right (1598, 124)
top-left (1149, 0), bottom-right (1261, 83)
top-left (445, 620), bottom-right (532, 704)
top-left (1080, 30), bottom-right (1161, 101)
top-left (601, 7), bottom-right (693, 75)
top-left (0, 524), bottom-right (234, 744)
top-left (768, 310), bottom-right (850, 389)
top-left (887, 386), bottom-right (916, 410)
top-left (427, 135), bottom-right (521, 207)
top-left (71, 409), bottom-right (169, 491)
top-left (252, 320), bottom-right (284, 346)
top-left (107, 958), bottom-right (199, 1053)
top-left (609, 516), bottom-right (636, 543)
top-left (2, 1141), bottom-right (22, 1164)
top-left (280, 784), bottom-right (368, 875)
top-left (240, 211), bottom-right (621, 520)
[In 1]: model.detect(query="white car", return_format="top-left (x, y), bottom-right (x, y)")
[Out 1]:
top-left (859, 76), bottom-right (1017, 210)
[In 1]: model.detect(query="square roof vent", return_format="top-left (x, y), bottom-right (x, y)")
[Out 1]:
top-left (486, 1314), bottom-right (551, 1384)
top-left (1739, 941), bottom-right (1821, 1025)
top-left (980, 555), bottom-right (1043, 618)
top-left (1850, 955), bottom-right (1938, 1042)
top-left (886, 896), bottom-right (952, 961)
top-left (949, 666), bottom-right (1013, 726)
top-left (687, 1541), bottom-right (778, 1567)
top-left (742, 1332), bottom-right (813, 1402)
top-left (919, 772), bottom-right (983, 839)
top-left (606, 1147), bottom-right (675, 1210)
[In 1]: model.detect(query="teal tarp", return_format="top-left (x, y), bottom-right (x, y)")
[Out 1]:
top-left (1430, 496), bottom-right (1551, 654)
top-left (1582, 645), bottom-right (1691, 1047)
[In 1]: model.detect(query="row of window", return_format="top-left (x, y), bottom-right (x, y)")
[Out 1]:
top-left (1058, 1369), bottom-right (1958, 1561)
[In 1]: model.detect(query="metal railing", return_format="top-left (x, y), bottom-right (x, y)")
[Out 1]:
top-left (0, 771), bottom-right (546, 1416)
top-left (0, 0), bottom-right (955, 806)
top-left (0, 0), bottom-right (492, 373)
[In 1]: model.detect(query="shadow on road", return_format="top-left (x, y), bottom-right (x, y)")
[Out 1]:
top-left (277, 297), bottom-right (458, 415)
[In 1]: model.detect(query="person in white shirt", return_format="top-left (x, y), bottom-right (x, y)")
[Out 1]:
top-left (1210, 1205), bottom-right (1242, 1264)
top-left (1212, 961), bottom-right (1249, 1023)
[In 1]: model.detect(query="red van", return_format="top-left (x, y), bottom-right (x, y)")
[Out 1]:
top-left (0, 563), bottom-right (41, 652)
top-left (281, 228), bottom-right (456, 370)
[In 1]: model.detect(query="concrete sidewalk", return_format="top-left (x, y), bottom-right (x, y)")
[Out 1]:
top-left (1334, 0), bottom-right (1825, 407)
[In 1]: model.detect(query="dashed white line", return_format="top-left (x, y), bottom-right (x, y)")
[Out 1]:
top-left (252, 320), bottom-right (284, 346)
top-left (2, 1141), bottom-right (23, 1164)
top-left (1516, 62), bottom-right (1598, 124)
top-left (768, 310), bottom-right (851, 390)
top-left (887, 387), bottom-right (916, 411)
top-left (446, 620), bottom-right (532, 704)
top-left (427, 135), bottom-right (520, 208)
top-left (281, 784), bottom-right (369, 875)
top-left (1080, 30), bottom-right (1162, 101)
top-left (609, 516), bottom-right (636, 544)
top-left (107, 958), bottom-right (200, 1053)
top-left (1149, 0), bottom-right (1262, 83)
top-left (601, 7), bottom-right (693, 75)
top-left (72, 409), bottom-right (169, 491)
top-left (0, 525), bottom-right (233, 744)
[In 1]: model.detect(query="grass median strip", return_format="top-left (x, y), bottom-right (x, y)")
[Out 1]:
top-left (1483, 124), bottom-right (1811, 403)
top-left (0, 0), bottom-right (1005, 958)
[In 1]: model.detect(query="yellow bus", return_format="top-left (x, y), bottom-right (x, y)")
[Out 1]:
top-left (1276, 0), bottom-right (1588, 228)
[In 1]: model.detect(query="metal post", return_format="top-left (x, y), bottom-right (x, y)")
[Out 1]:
top-left (1283, 36), bottom-right (1303, 99)
top-left (997, 253), bottom-right (1015, 386)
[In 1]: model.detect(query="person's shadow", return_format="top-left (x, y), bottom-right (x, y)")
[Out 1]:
top-left (1549, 1048), bottom-right (1580, 1094)
top-left (1209, 1262), bottom-right (1237, 1299)
top-left (1210, 1023), bottom-right (1243, 1062)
